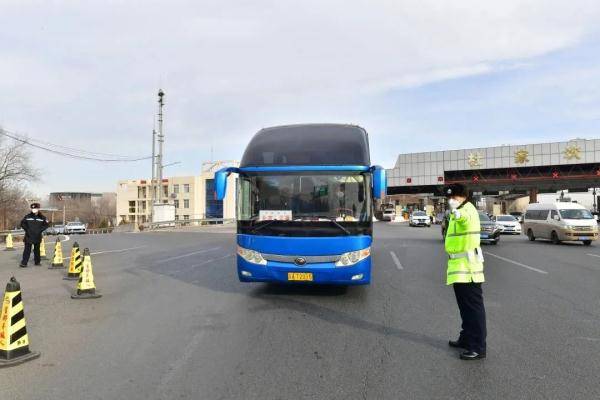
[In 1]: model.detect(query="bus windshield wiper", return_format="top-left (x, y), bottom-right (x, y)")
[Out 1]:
top-left (250, 219), bottom-right (277, 233)
top-left (309, 216), bottom-right (351, 235)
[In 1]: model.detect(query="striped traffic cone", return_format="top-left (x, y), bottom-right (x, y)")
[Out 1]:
top-left (39, 237), bottom-right (47, 260)
top-left (49, 238), bottom-right (64, 269)
top-left (71, 248), bottom-right (101, 299)
top-left (0, 277), bottom-right (41, 367)
top-left (64, 242), bottom-right (82, 280)
top-left (4, 233), bottom-right (14, 251)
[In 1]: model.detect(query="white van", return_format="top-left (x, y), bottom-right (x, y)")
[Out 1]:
top-left (523, 202), bottom-right (599, 246)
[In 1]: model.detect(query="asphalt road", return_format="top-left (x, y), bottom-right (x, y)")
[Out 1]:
top-left (1, 223), bottom-right (600, 400)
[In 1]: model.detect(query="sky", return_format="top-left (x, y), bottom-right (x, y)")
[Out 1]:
top-left (1, 0), bottom-right (600, 197)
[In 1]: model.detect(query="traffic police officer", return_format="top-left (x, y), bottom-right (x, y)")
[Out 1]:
top-left (444, 184), bottom-right (487, 360)
top-left (19, 202), bottom-right (49, 267)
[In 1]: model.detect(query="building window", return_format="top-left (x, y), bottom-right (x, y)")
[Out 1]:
top-left (174, 199), bottom-right (179, 208)
top-left (183, 215), bottom-right (190, 220)
top-left (184, 199), bottom-right (189, 209)
top-left (184, 184), bottom-right (190, 193)
top-left (138, 186), bottom-right (146, 199)
top-left (128, 201), bottom-right (135, 214)
top-left (173, 184), bottom-right (179, 194)
top-left (175, 215), bottom-right (179, 220)
top-left (163, 185), bottom-right (168, 197)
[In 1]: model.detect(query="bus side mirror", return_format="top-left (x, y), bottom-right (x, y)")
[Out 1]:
top-left (214, 167), bottom-right (240, 201)
top-left (372, 166), bottom-right (386, 200)
top-left (553, 214), bottom-right (560, 221)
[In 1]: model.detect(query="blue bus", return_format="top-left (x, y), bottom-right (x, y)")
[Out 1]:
top-left (215, 124), bottom-right (386, 285)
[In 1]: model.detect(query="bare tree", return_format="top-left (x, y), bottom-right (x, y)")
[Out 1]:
top-left (0, 130), bottom-right (38, 229)
top-left (0, 133), bottom-right (38, 186)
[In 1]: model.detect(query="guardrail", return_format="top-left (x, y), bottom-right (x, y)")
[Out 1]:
top-left (147, 218), bottom-right (236, 230)
top-left (86, 228), bottom-right (114, 235)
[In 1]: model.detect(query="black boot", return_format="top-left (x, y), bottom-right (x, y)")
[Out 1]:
top-left (460, 350), bottom-right (486, 360)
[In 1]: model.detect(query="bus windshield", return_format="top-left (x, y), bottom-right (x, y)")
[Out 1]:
top-left (237, 172), bottom-right (372, 236)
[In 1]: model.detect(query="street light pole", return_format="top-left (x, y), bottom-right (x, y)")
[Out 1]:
top-left (157, 89), bottom-right (165, 204)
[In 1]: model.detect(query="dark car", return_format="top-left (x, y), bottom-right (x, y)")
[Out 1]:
top-left (441, 211), bottom-right (501, 244)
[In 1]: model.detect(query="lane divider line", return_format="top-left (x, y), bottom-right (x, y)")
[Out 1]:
top-left (63, 245), bottom-right (147, 260)
top-left (390, 251), bottom-right (403, 270)
top-left (485, 252), bottom-right (548, 275)
top-left (587, 253), bottom-right (600, 259)
top-left (157, 247), bottom-right (221, 263)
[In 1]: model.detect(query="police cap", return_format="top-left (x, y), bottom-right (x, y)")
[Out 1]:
top-left (443, 183), bottom-right (469, 198)
top-left (30, 202), bottom-right (41, 209)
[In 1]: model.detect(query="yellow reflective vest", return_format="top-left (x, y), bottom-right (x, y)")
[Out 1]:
top-left (445, 201), bottom-right (485, 285)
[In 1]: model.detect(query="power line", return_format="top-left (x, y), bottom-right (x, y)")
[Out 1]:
top-left (0, 128), bottom-right (152, 162)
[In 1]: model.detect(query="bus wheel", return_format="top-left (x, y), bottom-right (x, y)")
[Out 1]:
top-left (551, 231), bottom-right (561, 245)
top-left (583, 240), bottom-right (592, 246)
top-left (527, 229), bottom-right (535, 241)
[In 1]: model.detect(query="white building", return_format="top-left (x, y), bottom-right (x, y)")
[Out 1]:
top-left (116, 160), bottom-right (238, 226)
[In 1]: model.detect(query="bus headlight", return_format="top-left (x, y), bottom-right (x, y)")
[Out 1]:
top-left (335, 247), bottom-right (370, 267)
top-left (237, 246), bottom-right (267, 265)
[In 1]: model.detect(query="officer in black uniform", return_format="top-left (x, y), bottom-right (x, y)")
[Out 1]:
top-left (19, 203), bottom-right (49, 267)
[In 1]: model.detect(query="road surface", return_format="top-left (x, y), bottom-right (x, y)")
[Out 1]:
top-left (1, 223), bottom-right (599, 399)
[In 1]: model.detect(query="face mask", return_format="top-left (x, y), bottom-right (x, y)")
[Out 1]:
top-left (448, 199), bottom-right (461, 210)
top-left (32, 209), bottom-right (39, 214)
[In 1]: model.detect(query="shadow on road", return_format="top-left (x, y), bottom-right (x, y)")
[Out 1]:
top-left (248, 289), bottom-right (450, 352)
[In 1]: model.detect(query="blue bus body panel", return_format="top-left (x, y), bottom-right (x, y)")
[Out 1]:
top-left (237, 234), bottom-right (371, 255)
top-left (237, 234), bottom-right (372, 285)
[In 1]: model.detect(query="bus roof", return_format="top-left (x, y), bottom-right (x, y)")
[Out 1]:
top-left (240, 124), bottom-right (370, 168)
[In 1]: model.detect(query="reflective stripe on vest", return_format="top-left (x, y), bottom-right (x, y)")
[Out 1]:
top-left (446, 231), bottom-right (480, 237)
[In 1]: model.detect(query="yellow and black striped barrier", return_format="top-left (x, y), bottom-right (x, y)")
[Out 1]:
top-left (49, 238), bottom-right (64, 269)
top-left (0, 277), bottom-right (40, 367)
top-left (64, 242), bottom-right (82, 281)
top-left (71, 248), bottom-right (101, 299)
top-left (4, 233), bottom-right (14, 251)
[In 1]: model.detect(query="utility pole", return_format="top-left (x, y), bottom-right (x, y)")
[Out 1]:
top-left (151, 126), bottom-right (156, 207)
top-left (157, 89), bottom-right (165, 203)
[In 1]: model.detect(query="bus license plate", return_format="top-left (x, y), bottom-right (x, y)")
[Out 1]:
top-left (579, 236), bottom-right (589, 241)
top-left (288, 272), bottom-right (313, 281)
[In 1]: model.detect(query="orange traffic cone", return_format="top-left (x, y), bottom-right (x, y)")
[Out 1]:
top-left (0, 277), bottom-right (41, 367)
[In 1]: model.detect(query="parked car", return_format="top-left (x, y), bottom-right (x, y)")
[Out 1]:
top-left (52, 224), bottom-right (65, 235)
top-left (523, 202), bottom-right (598, 245)
top-left (409, 211), bottom-right (431, 227)
top-left (65, 221), bottom-right (87, 234)
top-left (441, 211), bottom-right (501, 244)
top-left (493, 214), bottom-right (522, 235)
top-left (509, 211), bottom-right (523, 223)
top-left (44, 226), bottom-right (58, 235)
top-left (381, 208), bottom-right (396, 221)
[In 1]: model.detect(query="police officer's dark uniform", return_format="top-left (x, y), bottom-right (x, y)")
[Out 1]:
top-left (19, 203), bottom-right (49, 267)
top-left (444, 184), bottom-right (487, 360)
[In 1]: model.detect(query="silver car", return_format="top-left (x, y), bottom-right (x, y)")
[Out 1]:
top-left (65, 221), bottom-right (87, 234)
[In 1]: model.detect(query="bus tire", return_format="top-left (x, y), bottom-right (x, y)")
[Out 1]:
top-left (583, 240), bottom-right (592, 246)
top-left (551, 231), bottom-right (561, 245)
top-left (527, 229), bottom-right (535, 241)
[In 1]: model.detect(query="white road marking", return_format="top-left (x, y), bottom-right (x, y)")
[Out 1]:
top-left (157, 247), bottom-right (221, 263)
top-left (587, 253), bottom-right (600, 259)
top-left (485, 252), bottom-right (548, 275)
top-left (390, 251), bottom-right (403, 270)
top-left (91, 245), bottom-right (147, 255)
top-left (63, 245), bottom-right (147, 260)
top-left (190, 254), bottom-right (233, 268)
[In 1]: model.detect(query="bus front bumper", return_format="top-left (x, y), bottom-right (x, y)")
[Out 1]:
top-left (237, 256), bottom-right (371, 285)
